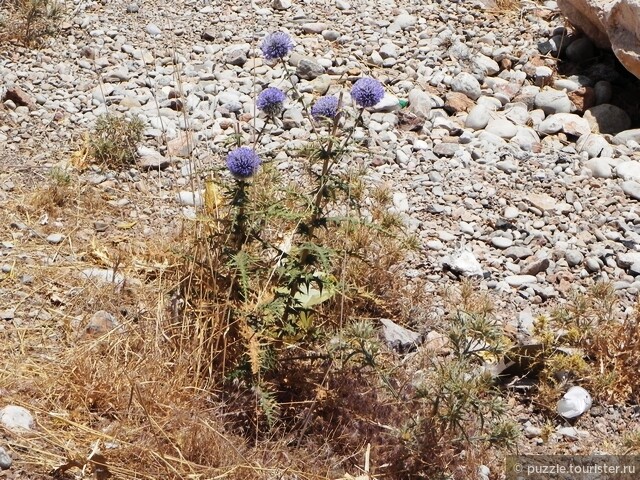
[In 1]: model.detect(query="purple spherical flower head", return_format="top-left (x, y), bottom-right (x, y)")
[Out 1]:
top-left (350, 77), bottom-right (384, 108)
top-left (256, 87), bottom-right (286, 116)
top-left (260, 32), bottom-right (294, 61)
top-left (226, 147), bottom-right (262, 179)
top-left (311, 96), bottom-right (339, 120)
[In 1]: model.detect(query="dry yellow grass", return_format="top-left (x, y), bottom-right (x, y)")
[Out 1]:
top-left (0, 160), bottom-right (390, 479)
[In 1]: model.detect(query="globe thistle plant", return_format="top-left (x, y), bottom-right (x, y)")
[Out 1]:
top-left (311, 96), bottom-right (339, 120)
top-left (260, 31), bottom-right (294, 61)
top-left (226, 147), bottom-right (262, 179)
top-left (257, 87), bottom-right (286, 117)
top-left (351, 77), bottom-right (385, 108)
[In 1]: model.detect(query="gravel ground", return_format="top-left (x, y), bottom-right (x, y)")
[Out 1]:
top-left (2, 0), bottom-right (640, 476)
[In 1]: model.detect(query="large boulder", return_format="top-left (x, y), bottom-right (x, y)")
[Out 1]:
top-left (557, 0), bottom-right (640, 79)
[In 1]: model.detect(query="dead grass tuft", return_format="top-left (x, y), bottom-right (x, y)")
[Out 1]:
top-left (492, 0), bottom-right (521, 13)
top-left (89, 115), bottom-right (145, 169)
top-left (0, 0), bottom-right (64, 46)
top-left (534, 282), bottom-right (640, 407)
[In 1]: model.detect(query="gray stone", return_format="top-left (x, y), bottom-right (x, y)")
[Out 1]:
top-left (380, 318), bottom-right (421, 352)
top-left (138, 147), bottom-right (172, 170)
top-left (584, 158), bottom-right (613, 178)
top-left (451, 72), bottom-right (482, 100)
top-left (629, 262), bottom-right (640, 276)
top-left (478, 465), bottom-right (490, 480)
top-left (46, 233), bottom-right (64, 244)
top-left (126, 3), bottom-right (139, 13)
top-left (443, 249), bottom-right (483, 277)
top-left (177, 190), bottom-right (203, 207)
top-left (576, 133), bottom-right (613, 158)
top-left (301, 22), bottom-right (327, 34)
top-left (534, 66), bottom-right (554, 87)
top-left (617, 251), bottom-right (640, 268)
top-left (584, 104), bottom-right (631, 134)
top-left (613, 129), bottom-right (640, 145)
top-left (534, 89), bottom-right (573, 115)
top-left (379, 43), bottom-right (398, 59)
top-left (538, 113), bottom-right (591, 136)
top-left (485, 118), bottom-right (517, 139)
top-left (496, 160), bottom-right (518, 173)
top-left (272, 0), bottom-right (292, 9)
top-left (322, 30), bottom-right (341, 42)
top-left (471, 54), bottom-right (500, 78)
top-left (80, 268), bottom-right (125, 285)
top-left (521, 256), bottom-right (550, 276)
top-left (526, 192), bottom-right (557, 212)
top-left (0, 405), bottom-right (35, 431)
top-left (85, 310), bottom-right (122, 336)
top-left (492, 236), bottom-right (513, 249)
top-left (505, 247), bottom-right (533, 260)
top-left (566, 37), bottom-right (596, 63)
top-left (296, 59), bottom-right (325, 80)
top-left (0, 446), bottom-right (11, 470)
top-left (505, 275), bottom-right (538, 287)
top-left (557, 427), bottom-right (580, 439)
top-left (225, 49), bottom-right (247, 66)
top-left (586, 257), bottom-right (602, 272)
top-left (524, 425), bottom-right (543, 439)
top-left (594, 80), bottom-right (613, 104)
top-left (512, 127), bottom-right (541, 151)
top-left (465, 104), bottom-right (491, 130)
top-left (283, 108), bottom-right (304, 129)
top-left (621, 180), bottom-right (640, 208)
top-left (408, 88), bottom-right (431, 119)
top-left (167, 133), bottom-right (196, 158)
top-left (146, 23), bottom-right (161, 36)
top-left (616, 161), bottom-right (640, 182)
top-left (433, 142), bottom-right (462, 157)
top-left (370, 93), bottom-right (400, 112)
top-left (392, 13), bottom-right (417, 30)
top-left (565, 250), bottom-right (584, 267)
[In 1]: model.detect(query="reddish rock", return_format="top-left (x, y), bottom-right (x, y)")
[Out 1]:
top-left (444, 92), bottom-right (475, 113)
top-left (567, 86), bottom-right (596, 113)
top-left (3, 86), bottom-right (36, 109)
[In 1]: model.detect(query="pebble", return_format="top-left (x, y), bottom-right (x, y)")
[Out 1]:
top-left (565, 250), bottom-right (584, 267)
top-left (80, 268), bottom-right (125, 286)
top-left (146, 23), bottom-right (161, 36)
top-left (584, 158), bottom-right (613, 178)
top-left (534, 90), bottom-right (573, 115)
top-left (485, 118), bottom-right (517, 139)
top-left (505, 275), bottom-right (538, 287)
top-left (0, 447), bottom-right (10, 470)
top-left (0, 405), bottom-right (35, 431)
top-left (622, 181), bottom-right (640, 201)
top-left (615, 161), bottom-right (640, 182)
top-left (576, 133), bottom-right (613, 158)
top-left (465, 105), bottom-right (492, 130)
top-left (584, 104), bottom-right (631, 134)
top-left (443, 249), bottom-right (483, 278)
top-left (566, 37), bottom-right (596, 63)
top-left (451, 72), bottom-right (482, 100)
top-left (177, 190), bottom-right (203, 207)
top-left (46, 233), bottom-right (64, 244)
top-left (492, 236), bottom-right (513, 249)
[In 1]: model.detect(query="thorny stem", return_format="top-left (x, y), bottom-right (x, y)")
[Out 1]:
top-left (231, 179), bottom-right (248, 251)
